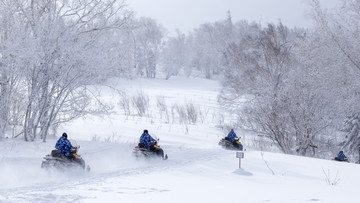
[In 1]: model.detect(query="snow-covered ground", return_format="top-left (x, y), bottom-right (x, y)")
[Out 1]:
top-left (0, 77), bottom-right (359, 203)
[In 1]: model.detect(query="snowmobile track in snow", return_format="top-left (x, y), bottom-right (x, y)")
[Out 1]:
top-left (0, 145), bottom-right (227, 202)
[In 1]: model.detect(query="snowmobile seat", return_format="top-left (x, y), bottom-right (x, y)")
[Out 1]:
top-left (51, 150), bottom-right (65, 158)
top-left (138, 143), bottom-right (147, 148)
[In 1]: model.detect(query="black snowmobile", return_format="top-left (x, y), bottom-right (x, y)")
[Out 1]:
top-left (333, 157), bottom-right (349, 162)
top-left (133, 141), bottom-right (168, 160)
top-left (219, 137), bottom-right (243, 151)
top-left (333, 151), bottom-right (349, 163)
top-left (41, 145), bottom-right (90, 171)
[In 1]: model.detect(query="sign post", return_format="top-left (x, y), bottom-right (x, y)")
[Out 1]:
top-left (236, 152), bottom-right (244, 168)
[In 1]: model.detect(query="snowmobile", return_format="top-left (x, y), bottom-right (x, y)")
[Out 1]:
top-left (332, 151), bottom-right (349, 163)
top-left (132, 141), bottom-right (168, 160)
top-left (219, 137), bottom-right (243, 151)
top-left (333, 157), bottom-right (350, 163)
top-left (41, 145), bottom-right (90, 171)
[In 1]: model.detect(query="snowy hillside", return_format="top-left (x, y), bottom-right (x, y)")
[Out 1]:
top-left (0, 77), bottom-right (359, 203)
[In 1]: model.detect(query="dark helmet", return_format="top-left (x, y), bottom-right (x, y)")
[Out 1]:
top-left (62, 132), bottom-right (68, 138)
top-left (143, 129), bottom-right (148, 133)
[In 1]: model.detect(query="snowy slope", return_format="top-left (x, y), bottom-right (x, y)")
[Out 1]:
top-left (0, 77), bottom-right (359, 203)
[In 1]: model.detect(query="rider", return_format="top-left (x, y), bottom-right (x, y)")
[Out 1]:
top-left (55, 132), bottom-right (75, 158)
top-left (335, 151), bottom-right (348, 162)
top-left (226, 129), bottom-right (240, 146)
top-left (139, 129), bottom-right (164, 158)
top-left (139, 129), bottom-right (156, 149)
top-left (226, 129), bottom-right (239, 142)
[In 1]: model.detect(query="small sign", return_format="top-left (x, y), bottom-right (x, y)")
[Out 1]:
top-left (236, 151), bottom-right (244, 168)
top-left (236, 152), bottom-right (244, 158)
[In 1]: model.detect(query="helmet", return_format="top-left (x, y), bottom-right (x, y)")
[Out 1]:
top-left (62, 132), bottom-right (68, 138)
top-left (144, 129), bottom-right (148, 133)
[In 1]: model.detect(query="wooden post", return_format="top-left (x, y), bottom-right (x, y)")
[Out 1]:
top-left (236, 152), bottom-right (244, 168)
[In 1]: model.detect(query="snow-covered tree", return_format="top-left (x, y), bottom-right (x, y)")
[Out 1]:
top-left (0, 0), bottom-right (29, 140)
top-left (190, 14), bottom-right (234, 79)
top-left (133, 17), bottom-right (164, 78)
top-left (219, 23), bottom-right (328, 155)
top-left (309, 0), bottom-right (360, 157)
top-left (161, 30), bottom-right (188, 79)
top-left (0, 0), bottom-right (133, 141)
top-left (161, 12), bottom-right (236, 79)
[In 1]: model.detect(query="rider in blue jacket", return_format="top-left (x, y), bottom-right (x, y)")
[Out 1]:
top-left (335, 151), bottom-right (348, 161)
top-left (138, 129), bottom-right (166, 159)
top-left (139, 129), bottom-right (156, 148)
top-left (226, 129), bottom-right (238, 142)
top-left (55, 132), bottom-right (74, 157)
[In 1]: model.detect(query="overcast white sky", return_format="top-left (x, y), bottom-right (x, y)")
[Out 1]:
top-left (126, 0), bottom-right (340, 33)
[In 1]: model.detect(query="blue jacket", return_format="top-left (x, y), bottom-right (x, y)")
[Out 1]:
top-left (140, 132), bottom-right (156, 147)
top-left (337, 151), bottom-right (347, 161)
top-left (227, 130), bottom-right (238, 142)
top-left (55, 136), bottom-right (74, 156)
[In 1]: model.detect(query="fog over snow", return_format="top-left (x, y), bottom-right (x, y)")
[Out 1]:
top-left (0, 77), bottom-right (359, 203)
top-left (126, 0), bottom-right (340, 33)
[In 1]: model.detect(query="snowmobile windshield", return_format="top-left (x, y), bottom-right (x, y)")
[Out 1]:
top-left (69, 139), bottom-right (78, 148)
top-left (151, 134), bottom-right (159, 142)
